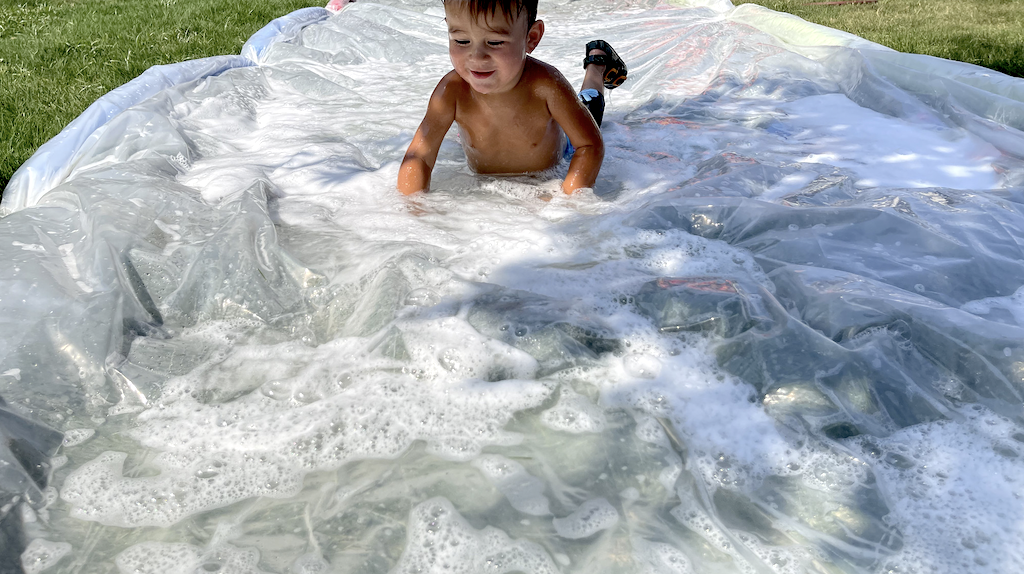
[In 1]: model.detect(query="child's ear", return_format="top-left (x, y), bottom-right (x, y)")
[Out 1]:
top-left (525, 20), bottom-right (544, 53)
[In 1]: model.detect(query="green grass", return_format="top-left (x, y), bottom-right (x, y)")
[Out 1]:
top-left (2, 0), bottom-right (1023, 200)
top-left (0, 0), bottom-right (324, 197)
top-left (736, 0), bottom-right (1024, 78)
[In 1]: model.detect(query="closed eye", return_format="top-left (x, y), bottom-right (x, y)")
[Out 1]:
top-left (487, 41), bottom-right (505, 46)
top-left (453, 39), bottom-right (470, 45)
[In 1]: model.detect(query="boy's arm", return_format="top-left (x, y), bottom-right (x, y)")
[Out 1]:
top-left (544, 73), bottom-right (605, 194)
top-left (398, 73), bottom-right (458, 195)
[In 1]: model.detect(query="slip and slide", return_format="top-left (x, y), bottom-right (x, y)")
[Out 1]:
top-left (3, 1), bottom-right (1024, 572)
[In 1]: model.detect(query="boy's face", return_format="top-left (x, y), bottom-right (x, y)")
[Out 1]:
top-left (445, 3), bottom-right (543, 95)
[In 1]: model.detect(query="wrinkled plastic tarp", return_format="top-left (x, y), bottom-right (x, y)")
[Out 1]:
top-left (4, 0), bottom-right (1024, 572)
top-left (1, 8), bottom-right (332, 215)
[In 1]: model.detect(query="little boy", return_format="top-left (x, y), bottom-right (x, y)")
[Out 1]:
top-left (397, 0), bottom-right (627, 195)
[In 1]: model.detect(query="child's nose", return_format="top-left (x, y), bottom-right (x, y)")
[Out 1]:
top-left (470, 44), bottom-right (489, 60)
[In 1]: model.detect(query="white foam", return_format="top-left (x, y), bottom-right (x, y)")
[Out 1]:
top-left (600, 340), bottom-right (801, 491)
top-left (115, 542), bottom-right (201, 574)
top-left (61, 428), bottom-right (95, 447)
top-left (862, 408), bottom-right (1024, 573)
top-left (624, 353), bottom-right (663, 379)
top-left (115, 541), bottom-right (268, 574)
top-left (392, 497), bottom-right (560, 574)
top-left (671, 499), bottom-right (747, 569)
top-left (61, 325), bottom-right (552, 527)
top-left (540, 386), bottom-right (607, 434)
top-left (21, 539), bottom-right (72, 574)
top-left (633, 536), bottom-right (695, 574)
top-left (734, 532), bottom-right (822, 574)
top-left (472, 455), bottom-right (551, 516)
top-left (962, 284), bottom-right (1024, 327)
top-left (552, 497), bottom-right (619, 539)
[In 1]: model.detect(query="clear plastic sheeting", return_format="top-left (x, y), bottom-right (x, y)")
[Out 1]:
top-left (0, 55), bottom-right (249, 214)
top-left (0, 399), bottom-right (63, 573)
top-left (0, 6), bottom-right (332, 215)
top-left (3, 0), bottom-right (1024, 572)
top-left (240, 7), bottom-right (333, 64)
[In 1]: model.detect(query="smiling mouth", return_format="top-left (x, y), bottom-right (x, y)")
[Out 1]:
top-left (471, 70), bottom-right (495, 79)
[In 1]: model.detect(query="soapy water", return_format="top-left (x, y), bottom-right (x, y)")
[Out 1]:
top-left (4, 0), bottom-right (1024, 572)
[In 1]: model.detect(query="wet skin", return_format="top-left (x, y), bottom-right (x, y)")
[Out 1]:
top-left (397, 4), bottom-right (604, 195)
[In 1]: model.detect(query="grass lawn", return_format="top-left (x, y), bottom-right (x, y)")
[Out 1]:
top-left (0, 0), bottom-right (325, 196)
top-left (735, 0), bottom-right (1024, 78)
top-left (1, 0), bottom-right (1023, 198)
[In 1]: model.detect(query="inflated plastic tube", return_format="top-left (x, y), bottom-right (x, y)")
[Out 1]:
top-left (725, 3), bottom-right (885, 52)
top-left (1, 6), bottom-right (333, 215)
top-left (241, 7), bottom-right (332, 64)
top-left (863, 51), bottom-right (1024, 129)
top-left (728, 0), bottom-right (1024, 117)
top-left (725, 2), bottom-right (1024, 156)
top-left (1, 56), bottom-right (247, 215)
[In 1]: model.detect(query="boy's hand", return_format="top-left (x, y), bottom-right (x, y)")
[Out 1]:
top-left (398, 73), bottom-right (458, 195)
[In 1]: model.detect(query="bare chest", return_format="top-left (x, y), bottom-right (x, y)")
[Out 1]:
top-left (454, 96), bottom-right (563, 174)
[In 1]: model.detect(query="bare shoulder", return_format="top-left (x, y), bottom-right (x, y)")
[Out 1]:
top-left (522, 57), bottom-right (576, 99)
top-left (433, 70), bottom-right (469, 104)
top-left (439, 69), bottom-right (466, 88)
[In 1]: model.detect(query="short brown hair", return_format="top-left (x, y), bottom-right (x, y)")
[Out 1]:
top-left (443, 0), bottom-right (538, 27)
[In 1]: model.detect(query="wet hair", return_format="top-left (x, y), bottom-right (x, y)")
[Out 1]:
top-left (443, 0), bottom-right (538, 28)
